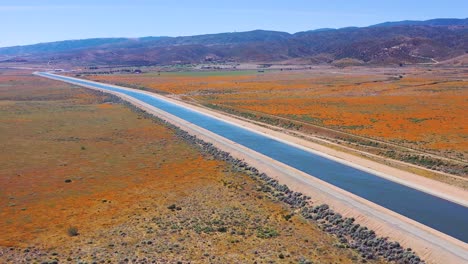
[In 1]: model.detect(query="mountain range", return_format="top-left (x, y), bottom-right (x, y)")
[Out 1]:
top-left (1, 18), bottom-right (467, 66)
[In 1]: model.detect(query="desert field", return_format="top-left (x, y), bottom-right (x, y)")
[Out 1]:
top-left (0, 70), bottom-right (386, 263)
top-left (86, 66), bottom-right (467, 179)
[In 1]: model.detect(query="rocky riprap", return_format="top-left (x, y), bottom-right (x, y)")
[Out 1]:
top-left (117, 94), bottom-right (425, 264)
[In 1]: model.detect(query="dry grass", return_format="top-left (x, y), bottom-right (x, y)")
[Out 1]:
top-left (0, 71), bottom-right (381, 263)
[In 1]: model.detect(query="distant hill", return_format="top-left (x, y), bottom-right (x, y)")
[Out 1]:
top-left (0, 38), bottom-right (130, 56)
top-left (1, 18), bottom-right (466, 66)
top-left (371, 18), bottom-right (468, 27)
top-left (0, 31), bottom-right (291, 56)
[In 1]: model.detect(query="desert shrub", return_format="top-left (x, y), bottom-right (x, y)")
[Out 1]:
top-left (283, 214), bottom-right (293, 221)
top-left (67, 226), bottom-right (79, 236)
top-left (256, 227), bottom-right (279, 239)
top-left (217, 226), bottom-right (227, 232)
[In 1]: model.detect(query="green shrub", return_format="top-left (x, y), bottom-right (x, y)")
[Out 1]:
top-left (256, 227), bottom-right (279, 239)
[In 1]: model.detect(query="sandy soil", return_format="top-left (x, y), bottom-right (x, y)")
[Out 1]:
top-left (38, 72), bottom-right (468, 264)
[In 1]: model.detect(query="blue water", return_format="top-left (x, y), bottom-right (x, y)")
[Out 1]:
top-left (40, 72), bottom-right (468, 242)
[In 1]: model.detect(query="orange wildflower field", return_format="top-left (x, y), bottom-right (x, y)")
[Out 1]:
top-left (88, 67), bottom-right (467, 169)
top-left (0, 70), bottom-right (377, 263)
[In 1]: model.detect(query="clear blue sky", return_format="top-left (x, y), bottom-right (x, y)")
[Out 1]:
top-left (1, 0), bottom-right (467, 47)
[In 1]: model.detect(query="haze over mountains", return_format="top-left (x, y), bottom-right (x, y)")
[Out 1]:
top-left (1, 18), bottom-right (467, 66)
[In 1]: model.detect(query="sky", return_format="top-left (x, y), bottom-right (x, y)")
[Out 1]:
top-left (1, 0), bottom-right (467, 47)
